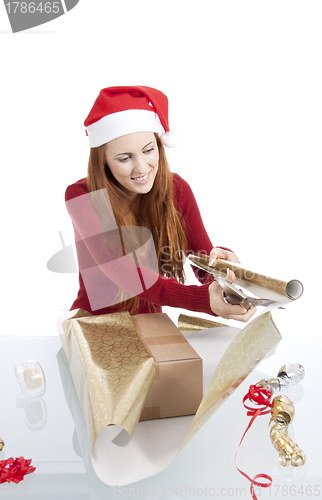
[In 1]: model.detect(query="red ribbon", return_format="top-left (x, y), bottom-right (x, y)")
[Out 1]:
top-left (235, 384), bottom-right (273, 500)
top-left (243, 384), bottom-right (273, 416)
top-left (0, 457), bottom-right (36, 484)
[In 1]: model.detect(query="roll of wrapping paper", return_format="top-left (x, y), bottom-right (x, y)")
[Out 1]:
top-left (188, 253), bottom-right (304, 305)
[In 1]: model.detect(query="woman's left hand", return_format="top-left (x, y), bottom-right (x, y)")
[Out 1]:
top-left (208, 247), bottom-right (240, 267)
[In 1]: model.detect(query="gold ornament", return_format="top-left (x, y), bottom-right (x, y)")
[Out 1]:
top-left (0, 438), bottom-right (4, 452)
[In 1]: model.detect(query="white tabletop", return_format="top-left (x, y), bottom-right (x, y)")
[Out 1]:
top-left (0, 334), bottom-right (321, 499)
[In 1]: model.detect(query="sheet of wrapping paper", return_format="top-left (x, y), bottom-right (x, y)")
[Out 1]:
top-left (61, 311), bottom-right (155, 446)
top-left (59, 308), bottom-right (281, 485)
top-left (188, 253), bottom-right (304, 306)
top-left (179, 311), bottom-right (281, 450)
top-left (178, 313), bottom-right (227, 334)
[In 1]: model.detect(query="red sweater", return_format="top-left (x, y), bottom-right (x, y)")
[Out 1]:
top-left (65, 173), bottom-right (220, 316)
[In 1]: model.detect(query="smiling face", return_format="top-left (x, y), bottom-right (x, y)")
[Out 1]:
top-left (104, 132), bottom-right (159, 201)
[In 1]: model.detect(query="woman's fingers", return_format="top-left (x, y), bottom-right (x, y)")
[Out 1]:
top-left (223, 305), bottom-right (257, 322)
top-left (226, 268), bottom-right (236, 284)
top-left (208, 281), bottom-right (257, 322)
top-left (208, 248), bottom-right (240, 266)
top-left (208, 250), bottom-right (255, 322)
top-left (208, 248), bottom-right (225, 266)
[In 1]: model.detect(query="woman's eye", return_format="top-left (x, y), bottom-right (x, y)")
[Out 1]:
top-left (118, 156), bottom-right (130, 163)
top-left (143, 148), bottom-right (154, 154)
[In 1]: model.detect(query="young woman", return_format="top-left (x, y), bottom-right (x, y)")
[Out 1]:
top-left (65, 86), bottom-right (256, 322)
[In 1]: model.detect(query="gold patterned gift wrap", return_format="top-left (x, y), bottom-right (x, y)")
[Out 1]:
top-left (180, 311), bottom-right (282, 450)
top-left (61, 309), bottom-right (281, 459)
top-left (61, 311), bottom-right (203, 448)
top-left (61, 311), bottom-right (155, 447)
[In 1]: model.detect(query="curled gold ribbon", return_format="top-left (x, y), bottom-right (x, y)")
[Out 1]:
top-left (269, 396), bottom-right (306, 467)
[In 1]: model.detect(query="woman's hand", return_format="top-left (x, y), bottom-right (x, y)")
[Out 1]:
top-left (208, 269), bottom-right (257, 322)
top-left (208, 247), bottom-right (240, 267)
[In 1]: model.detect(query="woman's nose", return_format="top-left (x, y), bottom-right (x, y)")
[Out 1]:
top-left (132, 154), bottom-right (149, 172)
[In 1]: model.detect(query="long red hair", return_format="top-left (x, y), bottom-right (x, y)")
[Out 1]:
top-left (86, 134), bottom-right (187, 312)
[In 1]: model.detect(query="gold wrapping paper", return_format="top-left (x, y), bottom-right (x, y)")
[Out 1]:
top-left (178, 313), bottom-right (227, 334)
top-left (180, 311), bottom-right (281, 450)
top-left (188, 253), bottom-right (304, 303)
top-left (62, 311), bottom-right (155, 447)
top-left (62, 309), bottom-right (281, 457)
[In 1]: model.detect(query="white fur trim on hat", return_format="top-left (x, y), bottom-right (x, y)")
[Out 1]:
top-left (86, 109), bottom-right (165, 147)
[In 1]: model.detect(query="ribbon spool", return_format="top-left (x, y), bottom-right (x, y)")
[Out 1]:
top-left (14, 361), bottom-right (46, 397)
top-left (278, 363), bottom-right (305, 386)
top-left (23, 367), bottom-right (43, 390)
top-left (257, 362), bottom-right (305, 394)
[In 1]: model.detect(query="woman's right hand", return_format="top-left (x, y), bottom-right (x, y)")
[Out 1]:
top-left (208, 269), bottom-right (257, 322)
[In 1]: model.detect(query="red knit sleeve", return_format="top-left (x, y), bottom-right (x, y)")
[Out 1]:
top-left (137, 275), bottom-right (215, 315)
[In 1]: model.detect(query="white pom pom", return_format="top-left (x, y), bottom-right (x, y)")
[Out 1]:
top-left (160, 129), bottom-right (180, 148)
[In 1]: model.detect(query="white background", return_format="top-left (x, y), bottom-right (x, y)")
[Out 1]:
top-left (0, 1), bottom-right (321, 337)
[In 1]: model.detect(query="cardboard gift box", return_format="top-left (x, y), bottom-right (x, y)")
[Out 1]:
top-left (131, 313), bottom-right (203, 421)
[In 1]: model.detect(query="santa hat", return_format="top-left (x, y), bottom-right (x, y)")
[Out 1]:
top-left (84, 86), bottom-right (179, 148)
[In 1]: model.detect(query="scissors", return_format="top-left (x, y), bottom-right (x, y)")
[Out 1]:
top-left (214, 276), bottom-right (277, 310)
top-left (188, 256), bottom-right (277, 310)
